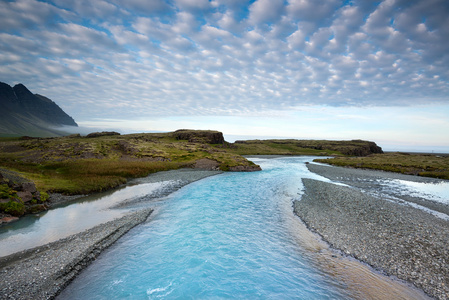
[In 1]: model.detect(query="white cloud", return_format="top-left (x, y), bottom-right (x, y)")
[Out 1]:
top-left (248, 0), bottom-right (285, 26)
top-left (0, 0), bottom-right (448, 150)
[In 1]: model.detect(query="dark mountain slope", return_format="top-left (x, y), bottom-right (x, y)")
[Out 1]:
top-left (0, 82), bottom-right (77, 137)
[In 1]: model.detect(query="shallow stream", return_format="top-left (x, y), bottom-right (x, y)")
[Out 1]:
top-left (1, 156), bottom-right (446, 298)
top-left (59, 156), bottom-right (351, 299)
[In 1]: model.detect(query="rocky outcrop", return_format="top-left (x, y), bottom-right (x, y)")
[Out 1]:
top-left (86, 131), bottom-right (121, 138)
top-left (193, 158), bottom-right (220, 170)
top-left (173, 129), bottom-right (225, 144)
top-left (0, 169), bottom-right (49, 222)
top-left (0, 81), bottom-right (78, 137)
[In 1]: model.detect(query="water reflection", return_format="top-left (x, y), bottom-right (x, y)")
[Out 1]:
top-left (384, 179), bottom-right (449, 204)
top-left (0, 181), bottom-right (175, 257)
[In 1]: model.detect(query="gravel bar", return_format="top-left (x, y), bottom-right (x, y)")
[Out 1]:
top-left (307, 163), bottom-right (449, 216)
top-left (0, 208), bottom-right (153, 299)
top-left (0, 169), bottom-right (222, 299)
top-left (294, 177), bottom-right (449, 300)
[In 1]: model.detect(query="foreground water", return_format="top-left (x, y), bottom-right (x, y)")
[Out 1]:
top-left (2, 156), bottom-right (445, 298)
top-left (59, 157), bottom-right (352, 299)
top-left (0, 181), bottom-right (178, 257)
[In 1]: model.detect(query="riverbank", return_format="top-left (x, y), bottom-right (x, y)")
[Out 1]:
top-left (295, 164), bottom-right (449, 299)
top-left (48, 168), bottom-right (222, 207)
top-left (0, 169), bottom-right (221, 299)
top-left (0, 208), bottom-right (153, 299)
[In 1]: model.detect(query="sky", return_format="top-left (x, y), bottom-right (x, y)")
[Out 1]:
top-left (1, 0), bottom-right (449, 152)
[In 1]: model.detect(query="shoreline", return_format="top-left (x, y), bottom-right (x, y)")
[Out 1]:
top-left (0, 169), bottom-right (222, 299)
top-left (1, 164), bottom-right (447, 299)
top-left (295, 164), bottom-right (449, 299)
top-left (0, 208), bottom-right (153, 299)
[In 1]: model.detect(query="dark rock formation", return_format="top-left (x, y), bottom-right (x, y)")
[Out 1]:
top-left (173, 129), bottom-right (225, 144)
top-left (0, 169), bottom-right (49, 222)
top-left (86, 131), bottom-right (120, 138)
top-left (0, 81), bottom-right (78, 137)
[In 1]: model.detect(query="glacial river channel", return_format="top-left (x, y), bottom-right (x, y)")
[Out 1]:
top-left (1, 156), bottom-right (447, 299)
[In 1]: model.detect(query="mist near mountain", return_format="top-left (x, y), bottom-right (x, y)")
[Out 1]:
top-left (0, 82), bottom-right (78, 137)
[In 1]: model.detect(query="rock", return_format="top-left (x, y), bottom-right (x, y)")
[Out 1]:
top-left (173, 129), bottom-right (225, 144)
top-left (22, 182), bottom-right (37, 193)
top-left (0, 216), bottom-right (19, 224)
top-left (194, 158), bottom-right (220, 170)
top-left (86, 131), bottom-right (120, 138)
top-left (34, 191), bottom-right (41, 201)
top-left (26, 204), bottom-right (48, 214)
top-left (17, 191), bottom-right (33, 202)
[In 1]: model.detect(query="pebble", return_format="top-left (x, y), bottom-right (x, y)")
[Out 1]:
top-left (0, 169), bottom-right (222, 299)
top-left (295, 164), bottom-right (449, 300)
top-left (0, 209), bottom-right (153, 299)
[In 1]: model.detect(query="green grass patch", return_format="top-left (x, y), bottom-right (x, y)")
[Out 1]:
top-left (314, 153), bottom-right (449, 180)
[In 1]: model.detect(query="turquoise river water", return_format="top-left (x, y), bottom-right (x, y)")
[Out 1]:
top-left (59, 157), bottom-right (354, 299)
top-left (2, 156), bottom-right (446, 298)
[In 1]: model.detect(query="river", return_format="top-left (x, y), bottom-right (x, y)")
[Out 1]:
top-left (2, 156), bottom-right (446, 298)
top-left (59, 156), bottom-right (353, 299)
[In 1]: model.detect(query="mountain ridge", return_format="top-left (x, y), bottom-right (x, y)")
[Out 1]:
top-left (0, 82), bottom-right (77, 137)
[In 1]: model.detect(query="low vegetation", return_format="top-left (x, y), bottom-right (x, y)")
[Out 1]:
top-left (228, 139), bottom-right (383, 156)
top-left (0, 130), bottom-right (257, 196)
top-left (314, 152), bottom-right (449, 180)
top-left (2, 129), bottom-right (445, 218)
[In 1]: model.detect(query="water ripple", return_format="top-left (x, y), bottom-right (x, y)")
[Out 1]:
top-left (59, 157), bottom-right (354, 299)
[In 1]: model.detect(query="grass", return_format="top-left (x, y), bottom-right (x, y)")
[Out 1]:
top-left (314, 152), bottom-right (449, 180)
top-left (225, 139), bottom-right (383, 156)
top-left (0, 131), bottom-right (258, 195)
top-left (0, 157), bottom-right (183, 195)
top-left (227, 141), bottom-right (341, 156)
top-left (3, 131), bottom-right (442, 198)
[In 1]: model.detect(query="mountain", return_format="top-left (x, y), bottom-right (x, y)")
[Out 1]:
top-left (0, 82), bottom-right (78, 137)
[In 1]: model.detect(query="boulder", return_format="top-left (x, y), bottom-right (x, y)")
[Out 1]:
top-left (22, 182), bottom-right (37, 193)
top-left (17, 191), bottom-right (33, 202)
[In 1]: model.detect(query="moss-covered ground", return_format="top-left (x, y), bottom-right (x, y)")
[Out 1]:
top-left (0, 131), bottom-right (256, 195)
top-left (314, 152), bottom-right (449, 180)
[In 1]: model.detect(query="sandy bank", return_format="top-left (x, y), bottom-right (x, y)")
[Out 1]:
top-left (294, 169), bottom-right (449, 299)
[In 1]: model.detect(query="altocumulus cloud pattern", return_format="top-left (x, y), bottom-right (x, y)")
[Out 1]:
top-left (0, 0), bottom-right (448, 120)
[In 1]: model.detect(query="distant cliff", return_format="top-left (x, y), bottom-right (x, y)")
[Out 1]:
top-left (0, 82), bottom-right (77, 137)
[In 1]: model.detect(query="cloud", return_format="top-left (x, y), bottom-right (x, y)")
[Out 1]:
top-left (0, 0), bottom-right (448, 125)
top-left (248, 0), bottom-right (285, 26)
